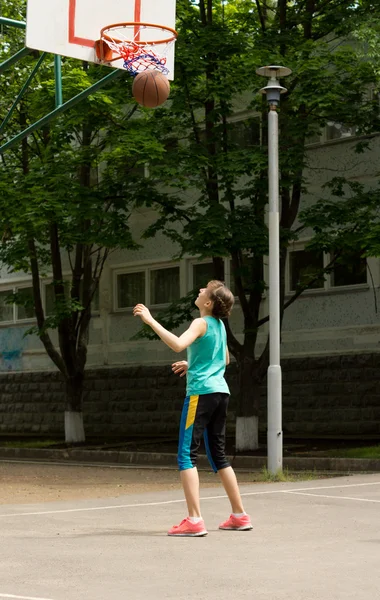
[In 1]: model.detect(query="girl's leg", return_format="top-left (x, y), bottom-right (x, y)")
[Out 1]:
top-left (205, 394), bottom-right (247, 515)
top-left (180, 467), bottom-right (202, 517)
top-left (217, 466), bottom-right (245, 514)
top-left (177, 395), bottom-right (207, 518)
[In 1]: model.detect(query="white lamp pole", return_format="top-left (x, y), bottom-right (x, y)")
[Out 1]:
top-left (256, 65), bottom-right (292, 474)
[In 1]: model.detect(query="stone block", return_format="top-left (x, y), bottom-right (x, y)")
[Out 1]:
top-left (333, 421), bottom-right (360, 435)
top-left (362, 395), bottom-right (380, 407)
top-left (1, 353), bottom-right (380, 438)
top-left (358, 421), bottom-right (380, 434)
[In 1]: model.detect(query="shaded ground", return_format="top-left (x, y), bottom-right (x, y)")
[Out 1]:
top-left (2, 473), bottom-right (380, 600)
top-left (0, 462), bottom-right (271, 505)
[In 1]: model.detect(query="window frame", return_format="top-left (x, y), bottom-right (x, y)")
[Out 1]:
top-left (305, 123), bottom-right (380, 148)
top-left (0, 283), bottom-right (37, 325)
top-left (198, 111), bottom-right (262, 152)
top-left (228, 255), bottom-right (268, 299)
top-left (286, 241), bottom-right (369, 296)
top-left (188, 259), bottom-right (215, 292)
top-left (225, 113), bottom-right (262, 148)
top-left (113, 262), bottom-right (181, 312)
top-left (188, 256), bottom-right (267, 301)
top-left (42, 276), bottom-right (100, 317)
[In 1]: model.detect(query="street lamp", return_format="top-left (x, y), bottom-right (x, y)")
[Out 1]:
top-left (256, 65), bottom-right (292, 474)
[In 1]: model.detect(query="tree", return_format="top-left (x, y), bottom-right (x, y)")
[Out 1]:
top-left (0, 4), bottom-right (162, 441)
top-left (136, 0), bottom-right (380, 450)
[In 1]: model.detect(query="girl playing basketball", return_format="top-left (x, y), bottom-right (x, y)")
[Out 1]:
top-left (133, 280), bottom-right (252, 536)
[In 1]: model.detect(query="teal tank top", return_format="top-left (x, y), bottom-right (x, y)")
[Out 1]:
top-left (186, 316), bottom-right (230, 396)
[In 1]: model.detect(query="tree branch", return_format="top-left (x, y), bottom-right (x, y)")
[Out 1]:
top-left (255, 0), bottom-right (266, 32)
top-left (224, 317), bottom-right (243, 360)
top-left (28, 238), bottom-right (67, 376)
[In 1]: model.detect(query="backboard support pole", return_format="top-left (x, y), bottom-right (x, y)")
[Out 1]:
top-left (54, 55), bottom-right (63, 106)
top-left (0, 16), bottom-right (26, 30)
top-left (0, 46), bottom-right (34, 75)
top-left (0, 14), bottom-right (124, 154)
top-left (0, 52), bottom-right (47, 135)
top-left (0, 68), bottom-right (122, 154)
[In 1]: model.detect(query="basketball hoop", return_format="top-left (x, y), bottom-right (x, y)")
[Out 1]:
top-left (95, 22), bottom-right (177, 77)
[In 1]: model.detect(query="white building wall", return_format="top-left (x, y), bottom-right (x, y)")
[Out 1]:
top-left (0, 134), bottom-right (379, 371)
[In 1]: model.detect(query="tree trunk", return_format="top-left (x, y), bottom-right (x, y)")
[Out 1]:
top-left (64, 372), bottom-right (85, 443)
top-left (235, 355), bottom-right (262, 451)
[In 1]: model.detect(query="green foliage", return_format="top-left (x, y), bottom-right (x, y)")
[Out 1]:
top-left (259, 467), bottom-right (319, 482)
top-left (135, 0), bottom-right (380, 364)
top-left (122, 0), bottom-right (380, 439)
top-left (0, 6), bottom-right (164, 387)
top-left (1, 0), bottom-right (380, 428)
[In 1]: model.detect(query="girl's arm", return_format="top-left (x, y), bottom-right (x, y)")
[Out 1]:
top-left (133, 304), bottom-right (206, 352)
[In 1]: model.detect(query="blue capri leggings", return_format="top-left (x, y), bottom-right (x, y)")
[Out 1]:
top-left (177, 392), bottom-right (231, 473)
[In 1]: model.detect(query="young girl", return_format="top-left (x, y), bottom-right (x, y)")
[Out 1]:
top-left (133, 280), bottom-right (252, 537)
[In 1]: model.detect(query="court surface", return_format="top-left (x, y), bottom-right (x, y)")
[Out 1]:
top-left (0, 469), bottom-right (379, 600)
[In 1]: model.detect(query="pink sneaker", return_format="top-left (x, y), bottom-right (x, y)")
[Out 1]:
top-left (168, 517), bottom-right (208, 537)
top-left (219, 514), bottom-right (253, 531)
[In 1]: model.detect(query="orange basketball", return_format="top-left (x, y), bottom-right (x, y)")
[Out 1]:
top-left (132, 71), bottom-right (170, 108)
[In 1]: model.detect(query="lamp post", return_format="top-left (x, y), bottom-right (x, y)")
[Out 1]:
top-left (256, 65), bottom-right (291, 474)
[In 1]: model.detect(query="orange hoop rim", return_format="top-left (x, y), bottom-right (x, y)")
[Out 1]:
top-left (100, 22), bottom-right (178, 46)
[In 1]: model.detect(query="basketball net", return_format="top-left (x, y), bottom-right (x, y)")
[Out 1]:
top-left (97, 23), bottom-right (177, 76)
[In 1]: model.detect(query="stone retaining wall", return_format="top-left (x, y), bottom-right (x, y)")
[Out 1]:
top-left (0, 353), bottom-right (380, 438)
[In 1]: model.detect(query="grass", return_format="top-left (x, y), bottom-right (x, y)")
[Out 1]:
top-left (2, 439), bottom-right (380, 461)
top-left (326, 446), bottom-right (380, 459)
top-left (258, 467), bottom-right (320, 482)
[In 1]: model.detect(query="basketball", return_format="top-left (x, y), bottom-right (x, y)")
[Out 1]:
top-left (132, 71), bottom-right (171, 108)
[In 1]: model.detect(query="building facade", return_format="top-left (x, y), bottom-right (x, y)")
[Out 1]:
top-left (0, 129), bottom-right (379, 374)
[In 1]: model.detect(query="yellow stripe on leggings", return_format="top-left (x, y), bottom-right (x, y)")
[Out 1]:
top-left (185, 395), bottom-right (199, 430)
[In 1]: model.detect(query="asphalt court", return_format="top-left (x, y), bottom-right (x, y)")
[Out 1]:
top-left (1, 473), bottom-right (380, 600)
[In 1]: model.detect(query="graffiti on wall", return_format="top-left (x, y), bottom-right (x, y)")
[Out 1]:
top-left (0, 327), bottom-right (27, 372)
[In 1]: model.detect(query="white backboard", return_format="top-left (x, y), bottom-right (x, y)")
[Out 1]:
top-left (26, 0), bottom-right (176, 79)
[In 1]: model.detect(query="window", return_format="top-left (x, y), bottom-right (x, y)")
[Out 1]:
top-left (190, 256), bottom-right (266, 297)
top-left (331, 252), bottom-right (367, 287)
top-left (289, 250), bottom-right (325, 292)
top-left (0, 291), bottom-right (14, 323)
top-left (89, 285), bottom-right (100, 312)
top-left (228, 118), bottom-right (261, 148)
top-left (117, 271), bottom-right (146, 309)
top-left (230, 255), bottom-right (265, 296)
top-left (150, 267), bottom-right (180, 305)
top-left (16, 287), bottom-right (35, 320)
top-left (326, 122), bottom-right (357, 141)
top-left (45, 282), bottom-right (69, 316)
top-left (129, 162), bottom-right (149, 179)
top-left (115, 265), bottom-right (180, 309)
top-left (0, 286), bottom-right (35, 324)
top-left (287, 246), bottom-right (368, 294)
top-left (192, 262), bottom-right (215, 291)
top-left (199, 117), bottom-right (261, 152)
top-left (45, 281), bottom-right (100, 316)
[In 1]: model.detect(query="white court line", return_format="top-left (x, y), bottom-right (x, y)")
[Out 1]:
top-left (0, 480), bottom-right (380, 518)
top-left (0, 494), bottom-right (245, 518)
top-left (280, 480), bottom-right (380, 493)
top-left (0, 593), bottom-right (55, 600)
top-left (285, 491), bottom-right (380, 504)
